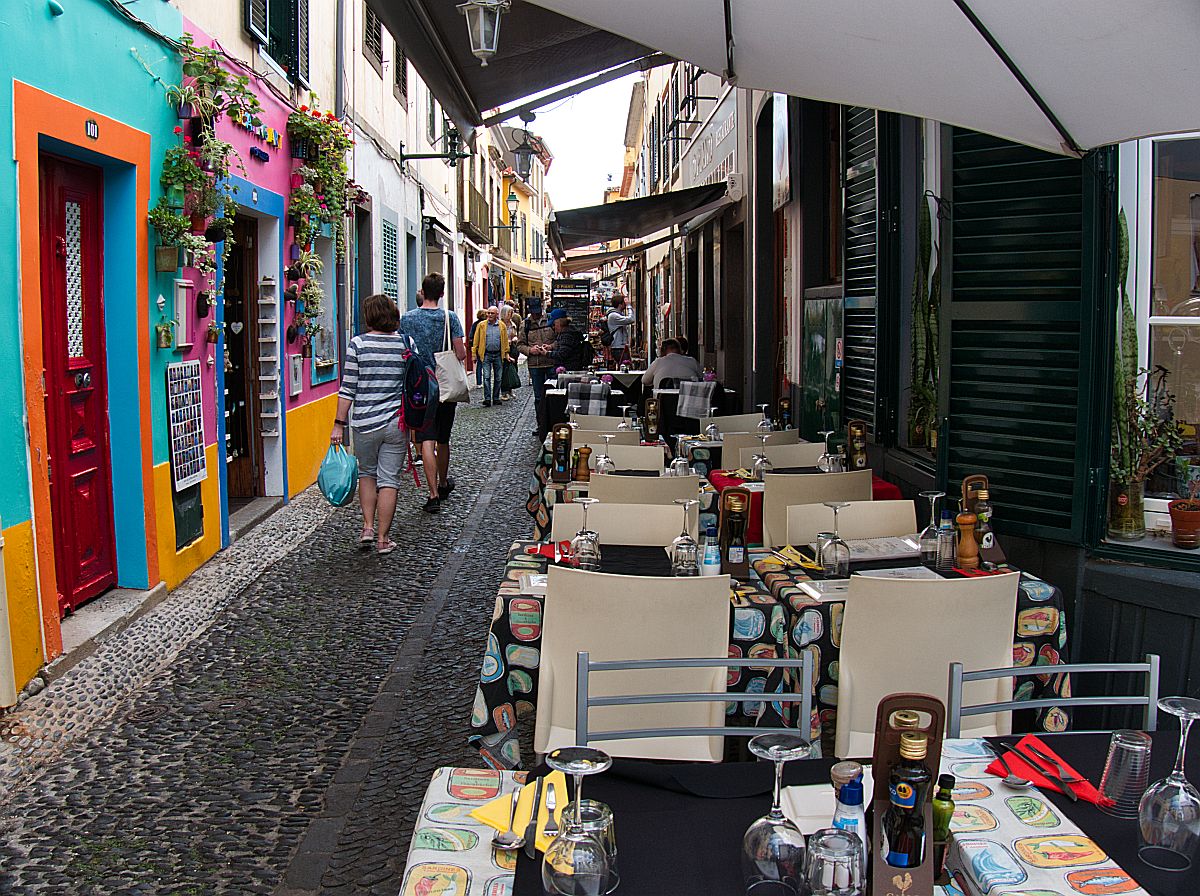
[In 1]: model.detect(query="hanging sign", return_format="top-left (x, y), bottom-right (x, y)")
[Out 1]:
top-left (166, 360), bottom-right (208, 491)
top-left (550, 278), bottom-right (590, 325)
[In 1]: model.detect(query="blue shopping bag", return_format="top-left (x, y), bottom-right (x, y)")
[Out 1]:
top-left (318, 444), bottom-right (358, 507)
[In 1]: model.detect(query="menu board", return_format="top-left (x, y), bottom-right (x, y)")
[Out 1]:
top-left (167, 360), bottom-right (207, 491)
top-left (550, 278), bottom-right (591, 326)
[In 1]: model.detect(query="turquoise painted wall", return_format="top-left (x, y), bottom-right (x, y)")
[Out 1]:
top-left (0, 0), bottom-right (184, 531)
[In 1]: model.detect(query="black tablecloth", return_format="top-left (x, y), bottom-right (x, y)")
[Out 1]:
top-left (992, 730), bottom-right (1200, 896)
top-left (769, 466), bottom-right (823, 475)
top-left (591, 544), bottom-right (673, 578)
top-left (513, 757), bottom-right (837, 896)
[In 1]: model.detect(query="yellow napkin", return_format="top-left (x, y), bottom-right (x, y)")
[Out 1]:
top-left (469, 771), bottom-right (567, 853)
top-left (777, 545), bottom-right (820, 569)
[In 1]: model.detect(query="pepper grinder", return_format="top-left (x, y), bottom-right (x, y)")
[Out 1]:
top-left (955, 509), bottom-right (980, 570)
top-left (574, 446), bottom-right (592, 482)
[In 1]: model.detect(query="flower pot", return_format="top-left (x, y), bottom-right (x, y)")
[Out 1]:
top-left (1169, 500), bottom-right (1200, 549)
top-left (156, 322), bottom-right (175, 350)
top-left (190, 213), bottom-right (208, 234)
top-left (291, 172), bottom-right (305, 189)
top-left (294, 299), bottom-right (306, 316)
top-left (189, 117), bottom-right (205, 146)
top-left (286, 324), bottom-right (299, 345)
top-left (285, 266), bottom-right (301, 283)
top-left (195, 291), bottom-right (211, 318)
top-left (301, 341), bottom-right (312, 358)
top-left (177, 102), bottom-right (194, 120)
top-left (204, 223), bottom-right (226, 243)
top-left (1108, 481), bottom-right (1146, 541)
top-left (155, 244), bottom-right (180, 273)
top-left (206, 322), bottom-right (221, 344)
top-left (166, 184), bottom-right (186, 210)
top-left (307, 142), bottom-right (321, 162)
top-left (289, 243), bottom-right (301, 262)
top-left (290, 138), bottom-right (309, 160)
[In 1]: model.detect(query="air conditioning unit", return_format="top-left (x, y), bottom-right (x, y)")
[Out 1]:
top-left (726, 172), bottom-right (745, 202)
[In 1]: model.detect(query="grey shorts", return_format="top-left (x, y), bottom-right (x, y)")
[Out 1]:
top-left (352, 424), bottom-right (407, 489)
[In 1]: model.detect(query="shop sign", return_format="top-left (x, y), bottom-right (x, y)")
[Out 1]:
top-left (232, 112), bottom-right (282, 148)
top-left (683, 90), bottom-right (737, 189)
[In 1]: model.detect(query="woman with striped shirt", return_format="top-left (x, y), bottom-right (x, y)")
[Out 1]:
top-left (330, 294), bottom-right (414, 554)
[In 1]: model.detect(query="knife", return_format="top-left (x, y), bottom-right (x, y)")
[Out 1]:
top-left (524, 776), bottom-right (544, 859)
top-left (1024, 740), bottom-right (1085, 783)
top-left (1006, 743), bottom-right (1078, 802)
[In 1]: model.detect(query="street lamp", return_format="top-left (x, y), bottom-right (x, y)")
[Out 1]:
top-left (458, 0), bottom-right (510, 67)
top-left (399, 127), bottom-right (470, 167)
top-left (491, 190), bottom-right (519, 233)
top-left (512, 112), bottom-right (536, 181)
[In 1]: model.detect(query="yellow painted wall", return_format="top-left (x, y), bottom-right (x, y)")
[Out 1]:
top-left (153, 444), bottom-right (223, 590)
top-left (286, 394), bottom-right (338, 499)
top-left (3, 520), bottom-right (44, 691)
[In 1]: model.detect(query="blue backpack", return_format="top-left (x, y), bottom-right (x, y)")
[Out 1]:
top-left (399, 337), bottom-right (439, 433)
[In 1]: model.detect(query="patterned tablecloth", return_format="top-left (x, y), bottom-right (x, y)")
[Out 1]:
top-left (468, 540), bottom-right (804, 770)
top-left (749, 551), bottom-right (1071, 748)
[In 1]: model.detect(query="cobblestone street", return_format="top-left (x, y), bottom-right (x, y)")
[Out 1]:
top-left (0, 389), bottom-right (536, 896)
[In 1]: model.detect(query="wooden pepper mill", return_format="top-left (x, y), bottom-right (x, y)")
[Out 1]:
top-left (955, 510), bottom-right (979, 570)
top-left (574, 446), bottom-right (592, 482)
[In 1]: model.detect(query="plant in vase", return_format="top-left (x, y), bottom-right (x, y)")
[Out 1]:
top-left (1169, 480), bottom-right (1200, 549)
top-left (1110, 210), bottom-right (1184, 540)
top-left (176, 33), bottom-right (263, 128)
top-left (148, 198), bottom-right (187, 272)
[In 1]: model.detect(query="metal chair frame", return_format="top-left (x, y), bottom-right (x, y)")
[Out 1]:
top-left (575, 650), bottom-right (814, 744)
top-left (946, 653), bottom-right (1160, 738)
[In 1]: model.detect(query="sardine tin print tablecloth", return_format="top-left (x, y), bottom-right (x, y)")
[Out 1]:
top-left (468, 541), bottom-right (808, 770)
top-left (749, 552), bottom-right (1072, 748)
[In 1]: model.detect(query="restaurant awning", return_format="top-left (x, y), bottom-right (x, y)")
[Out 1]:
top-left (367, 0), bottom-right (662, 139)
top-left (549, 183), bottom-right (730, 257)
top-left (526, 0), bottom-right (1200, 156)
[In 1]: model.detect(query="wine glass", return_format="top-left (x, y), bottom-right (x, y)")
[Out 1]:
top-left (669, 438), bottom-right (692, 477)
top-left (594, 435), bottom-right (616, 476)
top-left (705, 407), bottom-right (722, 442)
top-left (571, 497), bottom-right (602, 571)
top-left (618, 405), bottom-right (634, 431)
top-left (671, 498), bottom-right (700, 576)
top-left (918, 490), bottom-right (945, 569)
top-left (751, 433), bottom-right (773, 482)
top-left (821, 502), bottom-right (852, 579)
top-left (568, 405), bottom-right (581, 429)
top-left (742, 733), bottom-right (814, 895)
top-left (817, 431), bottom-right (836, 473)
top-left (543, 747), bottom-right (614, 896)
top-left (1139, 696), bottom-right (1200, 871)
top-left (757, 404), bottom-right (774, 434)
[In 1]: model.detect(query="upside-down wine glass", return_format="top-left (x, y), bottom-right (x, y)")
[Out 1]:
top-left (669, 438), bottom-right (692, 477)
top-left (543, 747), bottom-right (614, 896)
top-left (751, 433), bottom-right (773, 482)
top-left (820, 502), bottom-right (852, 579)
top-left (594, 435), bottom-right (616, 476)
top-left (817, 431), bottom-right (836, 473)
top-left (918, 490), bottom-right (945, 569)
top-left (568, 405), bottom-right (581, 430)
top-left (757, 404), bottom-right (774, 434)
top-left (705, 407), bottom-right (722, 442)
top-left (571, 497), bottom-right (602, 571)
top-left (617, 405), bottom-right (634, 431)
top-left (671, 498), bottom-right (701, 576)
top-left (742, 733), bottom-right (814, 896)
top-left (1139, 697), bottom-right (1200, 871)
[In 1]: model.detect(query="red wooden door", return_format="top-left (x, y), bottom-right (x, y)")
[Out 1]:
top-left (39, 154), bottom-right (116, 616)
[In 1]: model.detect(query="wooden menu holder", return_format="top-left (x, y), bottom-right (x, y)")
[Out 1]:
top-left (961, 473), bottom-right (1007, 566)
top-left (719, 486), bottom-right (752, 580)
top-left (869, 693), bottom-right (945, 896)
top-left (642, 397), bottom-right (661, 442)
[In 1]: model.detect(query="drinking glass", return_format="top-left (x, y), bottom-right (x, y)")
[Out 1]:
top-left (570, 799), bottom-right (619, 894)
top-left (705, 407), bottom-right (722, 442)
top-left (742, 733), bottom-right (814, 895)
top-left (671, 499), bottom-right (700, 576)
top-left (571, 497), bottom-right (602, 572)
top-left (804, 828), bottom-right (864, 896)
top-left (543, 747), bottom-right (614, 896)
top-left (757, 404), bottom-right (774, 434)
top-left (594, 435), bottom-right (616, 476)
top-left (918, 490), bottom-right (945, 568)
top-left (1139, 696), bottom-right (1200, 871)
top-left (1100, 729), bottom-right (1153, 819)
top-left (618, 405), bottom-right (634, 431)
top-left (751, 433), bottom-right (773, 482)
top-left (817, 431), bottom-right (836, 473)
top-left (820, 502), bottom-right (852, 579)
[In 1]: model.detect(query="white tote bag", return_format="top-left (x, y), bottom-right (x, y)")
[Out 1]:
top-left (434, 307), bottom-right (470, 403)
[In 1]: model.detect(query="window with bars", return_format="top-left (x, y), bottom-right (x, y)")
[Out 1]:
top-left (393, 40), bottom-right (408, 103)
top-left (364, 3), bottom-right (383, 74)
top-left (381, 218), bottom-right (399, 301)
top-left (244, 0), bottom-right (309, 84)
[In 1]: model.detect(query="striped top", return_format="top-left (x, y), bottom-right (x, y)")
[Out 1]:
top-left (339, 332), bottom-right (413, 433)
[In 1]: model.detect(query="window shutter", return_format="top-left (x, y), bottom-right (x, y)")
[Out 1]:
top-left (293, 0), bottom-right (309, 86)
top-left (382, 219), bottom-right (399, 300)
top-left (245, 0), bottom-right (269, 44)
top-left (842, 107), bottom-right (879, 436)
top-left (943, 128), bottom-right (1103, 542)
top-left (395, 41), bottom-right (408, 99)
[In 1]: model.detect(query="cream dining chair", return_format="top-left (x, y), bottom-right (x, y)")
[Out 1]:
top-left (550, 501), bottom-right (699, 545)
top-left (700, 412), bottom-right (768, 435)
top-left (721, 429), bottom-right (800, 465)
top-left (571, 430), bottom-right (641, 446)
top-left (835, 572), bottom-right (1021, 759)
top-left (602, 444), bottom-right (666, 472)
top-left (761, 470), bottom-right (872, 547)
top-left (588, 474), bottom-right (701, 505)
top-left (786, 499), bottom-right (917, 547)
top-left (572, 413), bottom-right (626, 429)
top-left (534, 566), bottom-right (732, 761)
top-left (737, 441), bottom-right (826, 471)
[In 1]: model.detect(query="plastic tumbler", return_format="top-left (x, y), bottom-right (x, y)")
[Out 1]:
top-left (1099, 729), bottom-right (1153, 819)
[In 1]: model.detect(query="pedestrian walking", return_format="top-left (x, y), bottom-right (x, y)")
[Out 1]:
top-left (472, 305), bottom-right (508, 406)
top-left (467, 308), bottom-right (487, 387)
top-left (499, 303), bottom-right (520, 401)
top-left (330, 294), bottom-right (414, 554)
top-left (517, 302), bottom-right (557, 437)
top-left (606, 292), bottom-right (635, 365)
top-left (399, 273), bottom-right (467, 513)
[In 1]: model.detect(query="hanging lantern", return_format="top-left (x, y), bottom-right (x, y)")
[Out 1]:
top-left (458, 0), bottom-right (510, 67)
top-left (506, 189), bottom-right (518, 224)
top-left (513, 129), bottom-right (535, 181)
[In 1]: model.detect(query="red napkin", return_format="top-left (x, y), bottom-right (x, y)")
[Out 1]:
top-left (985, 735), bottom-right (1113, 807)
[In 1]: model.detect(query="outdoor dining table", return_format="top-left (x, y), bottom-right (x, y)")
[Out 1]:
top-left (467, 539), bottom-right (799, 770)
top-left (404, 731), bottom-right (1185, 896)
top-left (749, 548), bottom-right (1072, 745)
top-left (543, 385), bottom-right (738, 433)
top-left (707, 467), bottom-right (905, 545)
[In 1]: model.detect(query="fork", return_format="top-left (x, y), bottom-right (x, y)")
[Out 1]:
top-left (1025, 741), bottom-right (1084, 783)
top-left (543, 782), bottom-right (560, 839)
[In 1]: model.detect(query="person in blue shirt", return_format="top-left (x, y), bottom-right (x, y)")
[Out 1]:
top-left (399, 273), bottom-right (466, 513)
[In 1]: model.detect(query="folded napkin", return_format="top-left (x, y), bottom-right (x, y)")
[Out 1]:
top-left (469, 771), bottom-right (567, 853)
top-left (986, 735), bottom-right (1111, 807)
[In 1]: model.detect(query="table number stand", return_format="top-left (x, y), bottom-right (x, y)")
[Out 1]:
top-left (869, 693), bottom-right (946, 896)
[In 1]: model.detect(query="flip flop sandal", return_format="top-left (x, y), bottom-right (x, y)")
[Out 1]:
top-left (359, 530), bottom-right (375, 550)
top-left (376, 539), bottom-right (397, 555)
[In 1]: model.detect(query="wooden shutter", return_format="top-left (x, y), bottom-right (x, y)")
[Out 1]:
top-left (842, 107), bottom-right (879, 435)
top-left (245, 0), bottom-right (269, 44)
top-left (294, 0), bottom-right (309, 86)
top-left (942, 128), bottom-right (1105, 542)
top-left (382, 219), bottom-right (399, 300)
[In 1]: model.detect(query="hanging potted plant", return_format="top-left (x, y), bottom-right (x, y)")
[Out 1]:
top-left (206, 321), bottom-right (221, 344)
top-left (294, 248), bottom-right (324, 280)
top-left (1169, 480), bottom-right (1200, 549)
top-left (195, 290), bottom-right (211, 318)
top-left (1109, 211), bottom-right (1183, 540)
top-left (301, 338), bottom-right (313, 358)
top-left (156, 318), bottom-right (176, 349)
top-left (148, 198), bottom-right (187, 273)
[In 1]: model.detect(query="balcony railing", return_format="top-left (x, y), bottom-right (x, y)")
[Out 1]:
top-left (463, 185), bottom-right (491, 243)
top-left (495, 223), bottom-right (513, 256)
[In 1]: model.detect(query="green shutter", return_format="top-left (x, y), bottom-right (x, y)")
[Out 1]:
top-left (294, 0), bottom-right (310, 86)
top-left (943, 128), bottom-right (1105, 543)
top-left (842, 107), bottom-right (879, 436)
top-left (245, 0), bottom-right (269, 45)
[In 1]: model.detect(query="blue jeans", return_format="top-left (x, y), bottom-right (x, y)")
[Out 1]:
top-left (481, 351), bottom-right (503, 402)
top-left (474, 358), bottom-right (484, 386)
top-left (528, 364), bottom-right (551, 402)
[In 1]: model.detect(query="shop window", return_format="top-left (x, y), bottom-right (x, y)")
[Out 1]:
top-left (363, 4), bottom-right (383, 75)
top-left (244, 0), bottom-right (309, 85)
top-left (394, 40), bottom-right (408, 104)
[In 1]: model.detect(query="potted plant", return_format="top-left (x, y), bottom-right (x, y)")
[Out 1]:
top-left (148, 198), bottom-right (187, 272)
top-left (294, 248), bottom-right (324, 280)
top-left (156, 318), bottom-right (176, 349)
top-left (1169, 480), bottom-right (1200, 549)
top-left (206, 321), bottom-right (221, 344)
top-left (1109, 211), bottom-right (1184, 540)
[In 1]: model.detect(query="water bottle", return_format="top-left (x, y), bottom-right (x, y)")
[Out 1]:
top-left (936, 510), bottom-right (956, 572)
top-left (701, 525), bottom-right (722, 576)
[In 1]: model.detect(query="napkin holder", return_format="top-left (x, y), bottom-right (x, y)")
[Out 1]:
top-left (551, 424), bottom-right (574, 483)
top-left (642, 397), bottom-right (660, 442)
top-left (869, 693), bottom-right (945, 896)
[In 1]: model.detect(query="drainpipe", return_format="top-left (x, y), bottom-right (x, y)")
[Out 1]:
top-left (335, 0), bottom-right (346, 117)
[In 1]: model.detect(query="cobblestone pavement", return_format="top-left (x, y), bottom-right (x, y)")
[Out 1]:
top-left (0, 387), bottom-right (537, 895)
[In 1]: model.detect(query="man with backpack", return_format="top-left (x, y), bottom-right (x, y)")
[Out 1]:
top-left (604, 292), bottom-right (635, 365)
